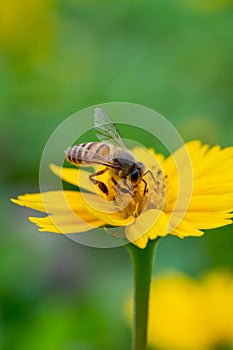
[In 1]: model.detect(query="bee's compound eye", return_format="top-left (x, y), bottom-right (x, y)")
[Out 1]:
top-left (130, 169), bottom-right (140, 184)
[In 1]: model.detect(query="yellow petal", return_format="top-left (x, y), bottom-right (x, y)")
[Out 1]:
top-left (163, 141), bottom-right (233, 207)
top-left (187, 195), bottom-right (233, 212)
top-left (81, 196), bottom-right (135, 226)
top-left (11, 191), bottom-right (105, 227)
top-left (193, 144), bottom-right (233, 178)
top-left (193, 176), bottom-right (233, 196)
top-left (132, 147), bottom-right (164, 170)
top-left (182, 211), bottom-right (233, 229)
top-left (29, 212), bottom-right (103, 234)
top-left (171, 219), bottom-right (204, 238)
top-left (49, 164), bottom-right (95, 193)
top-left (162, 140), bottom-right (201, 178)
top-left (12, 191), bottom-right (95, 212)
top-left (166, 195), bottom-right (233, 214)
top-left (125, 210), bottom-right (169, 248)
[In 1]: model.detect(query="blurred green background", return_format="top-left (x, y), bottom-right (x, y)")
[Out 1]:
top-left (1, 0), bottom-right (233, 349)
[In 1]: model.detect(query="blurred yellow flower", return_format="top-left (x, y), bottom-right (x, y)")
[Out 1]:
top-left (127, 271), bottom-right (233, 350)
top-left (182, 0), bottom-right (233, 12)
top-left (12, 141), bottom-right (233, 248)
top-left (0, 0), bottom-right (54, 58)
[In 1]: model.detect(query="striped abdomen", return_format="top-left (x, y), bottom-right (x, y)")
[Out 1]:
top-left (65, 142), bottom-right (110, 166)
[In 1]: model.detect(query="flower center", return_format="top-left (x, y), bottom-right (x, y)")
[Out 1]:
top-left (94, 165), bottom-right (167, 219)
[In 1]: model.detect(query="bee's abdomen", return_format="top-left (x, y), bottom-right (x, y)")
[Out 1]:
top-left (65, 142), bottom-right (110, 166)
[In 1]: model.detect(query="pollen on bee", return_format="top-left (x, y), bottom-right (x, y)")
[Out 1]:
top-left (90, 163), bottom-right (167, 219)
top-left (98, 182), bottom-right (109, 195)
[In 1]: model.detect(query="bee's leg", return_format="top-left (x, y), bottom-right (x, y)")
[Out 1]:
top-left (143, 169), bottom-right (168, 195)
top-left (144, 170), bottom-right (156, 182)
top-left (111, 177), bottom-right (123, 193)
top-left (122, 178), bottom-right (134, 196)
top-left (142, 169), bottom-right (157, 196)
top-left (89, 168), bottom-right (109, 195)
top-left (111, 177), bottom-right (132, 196)
top-left (141, 178), bottom-right (148, 196)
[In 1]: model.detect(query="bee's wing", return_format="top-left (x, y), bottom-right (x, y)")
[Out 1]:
top-left (94, 108), bottom-right (127, 149)
top-left (65, 146), bottom-right (120, 169)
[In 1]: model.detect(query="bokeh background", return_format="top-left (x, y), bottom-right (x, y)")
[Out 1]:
top-left (1, 0), bottom-right (233, 349)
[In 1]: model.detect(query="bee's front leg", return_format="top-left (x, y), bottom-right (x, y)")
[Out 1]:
top-left (144, 170), bottom-right (156, 182)
top-left (89, 168), bottom-right (109, 195)
top-left (142, 170), bottom-right (156, 195)
top-left (141, 178), bottom-right (148, 196)
top-left (111, 177), bottom-right (133, 197)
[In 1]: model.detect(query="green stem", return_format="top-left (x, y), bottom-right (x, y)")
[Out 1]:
top-left (127, 238), bottom-right (160, 350)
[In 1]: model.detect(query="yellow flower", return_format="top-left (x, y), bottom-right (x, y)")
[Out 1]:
top-left (0, 0), bottom-right (54, 58)
top-left (182, 0), bottom-right (233, 12)
top-left (11, 141), bottom-right (233, 248)
top-left (126, 271), bottom-right (233, 350)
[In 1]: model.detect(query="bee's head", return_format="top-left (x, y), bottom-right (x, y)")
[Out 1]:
top-left (130, 162), bottom-right (145, 185)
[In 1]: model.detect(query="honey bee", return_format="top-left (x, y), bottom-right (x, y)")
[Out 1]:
top-left (65, 108), bottom-right (152, 196)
